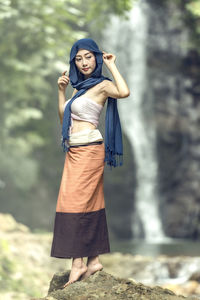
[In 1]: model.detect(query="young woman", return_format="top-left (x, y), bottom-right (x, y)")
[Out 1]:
top-left (50, 38), bottom-right (130, 288)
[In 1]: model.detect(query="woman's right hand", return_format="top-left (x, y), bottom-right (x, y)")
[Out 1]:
top-left (58, 70), bottom-right (69, 91)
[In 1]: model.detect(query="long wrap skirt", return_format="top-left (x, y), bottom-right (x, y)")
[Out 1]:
top-left (50, 141), bottom-right (110, 258)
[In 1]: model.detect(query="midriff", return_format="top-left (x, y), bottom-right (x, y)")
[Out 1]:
top-left (70, 119), bottom-right (96, 134)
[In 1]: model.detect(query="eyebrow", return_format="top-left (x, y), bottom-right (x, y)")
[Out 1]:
top-left (75, 52), bottom-right (91, 58)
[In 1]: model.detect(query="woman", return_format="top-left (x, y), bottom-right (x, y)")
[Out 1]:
top-left (50, 38), bottom-right (130, 288)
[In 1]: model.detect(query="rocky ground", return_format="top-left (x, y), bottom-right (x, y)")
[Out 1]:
top-left (0, 213), bottom-right (200, 299)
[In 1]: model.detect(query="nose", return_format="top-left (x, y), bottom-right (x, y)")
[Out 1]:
top-left (82, 58), bottom-right (88, 67)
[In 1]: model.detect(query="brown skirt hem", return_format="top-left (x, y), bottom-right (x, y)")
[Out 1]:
top-left (50, 248), bottom-right (110, 259)
top-left (50, 209), bottom-right (110, 258)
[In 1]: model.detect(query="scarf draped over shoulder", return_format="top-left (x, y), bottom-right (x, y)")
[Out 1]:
top-left (61, 38), bottom-right (123, 168)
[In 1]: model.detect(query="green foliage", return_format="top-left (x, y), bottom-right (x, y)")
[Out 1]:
top-left (0, 238), bottom-right (41, 297)
top-left (186, 0), bottom-right (200, 17)
top-left (0, 239), bottom-right (16, 290)
top-left (183, 0), bottom-right (200, 50)
top-left (79, 0), bottom-right (133, 35)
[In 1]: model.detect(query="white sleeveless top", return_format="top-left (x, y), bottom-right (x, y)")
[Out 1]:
top-left (64, 96), bottom-right (104, 145)
top-left (64, 95), bottom-right (103, 127)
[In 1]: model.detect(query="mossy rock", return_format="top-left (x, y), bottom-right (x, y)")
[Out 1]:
top-left (35, 270), bottom-right (194, 300)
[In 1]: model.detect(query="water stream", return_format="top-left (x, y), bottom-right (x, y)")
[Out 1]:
top-left (102, 0), bottom-right (165, 240)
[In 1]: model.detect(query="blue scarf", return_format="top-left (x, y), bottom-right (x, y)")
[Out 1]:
top-left (62, 38), bottom-right (123, 167)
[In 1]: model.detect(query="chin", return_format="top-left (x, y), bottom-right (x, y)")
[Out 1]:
top-left (83, 71), bottom-right (94, 79)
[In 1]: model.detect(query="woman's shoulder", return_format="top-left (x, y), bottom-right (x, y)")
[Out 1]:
top-left (96, 80), bottom-right (111, 93)
top-left (98, 79), bottom-right (116, 98)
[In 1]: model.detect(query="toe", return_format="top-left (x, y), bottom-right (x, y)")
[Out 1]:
top-left (62, 281), bottom-right (71, 288)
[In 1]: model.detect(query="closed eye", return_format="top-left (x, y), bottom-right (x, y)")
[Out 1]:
top-left (75, 56), bottom-right (92, 62)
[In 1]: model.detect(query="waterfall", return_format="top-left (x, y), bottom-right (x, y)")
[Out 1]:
top-left (102, 0), bottom-right (165, 240)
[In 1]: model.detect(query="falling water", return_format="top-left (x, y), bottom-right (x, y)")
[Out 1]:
top-left (102, 0), bottom-right (165, 240)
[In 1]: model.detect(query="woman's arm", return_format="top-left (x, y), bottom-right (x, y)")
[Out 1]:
top-left (102, 51), bottom-right (130, 99)
top-left (57, 72), bottom-right (78, 125)
top-left (57, 70), bottom-right (70, 124)
top-left (58, 90), bottom-right (66, 125)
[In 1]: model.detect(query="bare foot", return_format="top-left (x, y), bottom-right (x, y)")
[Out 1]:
top-left (62, 262), bottom-right (87, 288)
top-left (81, 262), bottom-right (103, 280)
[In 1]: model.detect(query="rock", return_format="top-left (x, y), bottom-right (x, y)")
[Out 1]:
top-left (0, 213), bottom-right (30, 233)
top-left (34, 270), bottom-right (194, 300)
top-left (163, 281), bottom-right (200, 298)
top-left (189, 272), bottom-right (200, 282)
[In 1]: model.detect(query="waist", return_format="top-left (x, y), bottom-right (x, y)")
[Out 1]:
top-left (69, 141), bottom-right (103, 148)
top-left (68, 128), bottom-right (103, 146)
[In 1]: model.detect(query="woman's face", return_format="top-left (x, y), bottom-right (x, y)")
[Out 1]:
top-left (75, 49), bottom-right (96, 79)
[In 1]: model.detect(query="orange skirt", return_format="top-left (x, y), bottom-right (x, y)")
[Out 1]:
top-left (50, 142), bottom-right (110, 258)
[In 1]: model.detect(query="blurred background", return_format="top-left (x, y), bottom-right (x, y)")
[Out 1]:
top-left (1, 0), bottom-right (200, 299)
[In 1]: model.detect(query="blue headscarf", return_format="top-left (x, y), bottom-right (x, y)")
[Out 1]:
top-left (62, 38), bottom-right (123, 167)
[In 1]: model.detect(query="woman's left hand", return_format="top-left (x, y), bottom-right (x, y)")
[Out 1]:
top-left (102, 51), bottom-right (116, 67)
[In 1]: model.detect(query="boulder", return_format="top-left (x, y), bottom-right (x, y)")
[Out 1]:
top-left (0, 213), bottom-right (30, 233)
top-left (32, 270), bottom-right (195, 300)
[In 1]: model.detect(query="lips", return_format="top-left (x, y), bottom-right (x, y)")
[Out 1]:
top-left (82, 68), bottom-right (89, 71)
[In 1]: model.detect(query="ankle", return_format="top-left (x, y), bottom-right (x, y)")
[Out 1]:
top-left (72, 258), bottom-right (85, 268)
top-left (87, 256), bottom-right (100, 265)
